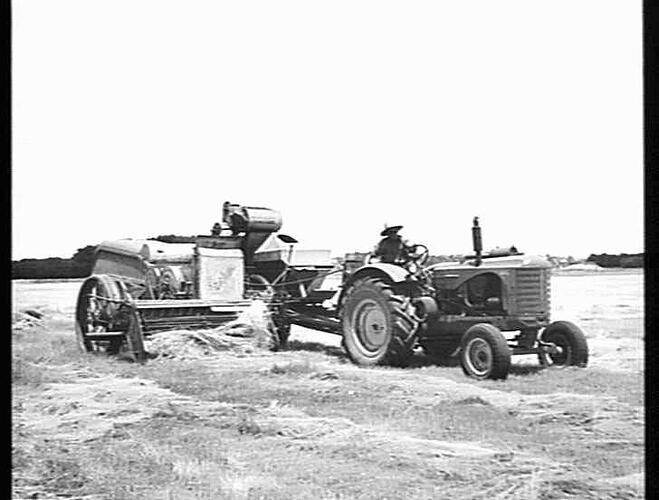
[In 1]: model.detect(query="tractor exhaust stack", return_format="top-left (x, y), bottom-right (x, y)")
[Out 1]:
top-left (472, 217), bottom-right (482, 266)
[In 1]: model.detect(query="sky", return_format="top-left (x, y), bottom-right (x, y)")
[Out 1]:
top-left (12, 0), bottom-right (643, 260)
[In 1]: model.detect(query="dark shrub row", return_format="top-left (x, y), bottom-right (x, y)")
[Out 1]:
top-left (12, 245), bottom-right (97, 279)
top-left (586, 253), bottom-right (643, 268)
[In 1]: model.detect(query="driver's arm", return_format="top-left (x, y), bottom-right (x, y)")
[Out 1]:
top-left (404, 242), bottom-right (418, 255)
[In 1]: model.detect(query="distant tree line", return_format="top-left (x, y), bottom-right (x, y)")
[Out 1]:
top-left (11, 236), bottom-right (197, 279)
top-left (12, 245), bottom-right (97, 279)
top-left (149, 234), bottom-right (198, 243)
top-left (586, 253), bottom-right (643, 268)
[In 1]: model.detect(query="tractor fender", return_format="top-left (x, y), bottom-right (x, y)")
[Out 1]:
top-left (337, 263), bottom-right (411, 306)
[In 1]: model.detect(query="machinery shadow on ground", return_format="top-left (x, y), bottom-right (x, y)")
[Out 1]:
top-left (282, 342), bottom-right (548, 377)
top-left (408, 355), bottom-right (548, 376)
top-left (408, 354), bottom-right (461, 368)
top-left (283, 343), bottom-right (463, 368)
top-left (284, 340), bottom-right (347, 359)
top-left (508, 364), bottom-right (546, 376)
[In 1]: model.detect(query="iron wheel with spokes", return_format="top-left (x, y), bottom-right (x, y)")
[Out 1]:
top-left (75, 275), bottom-right (126, 354)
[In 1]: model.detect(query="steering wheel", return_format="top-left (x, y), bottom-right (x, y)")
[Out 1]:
top-left (410, 244), bottom-right (429, 266)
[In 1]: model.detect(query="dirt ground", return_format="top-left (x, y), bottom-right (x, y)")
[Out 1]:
top-left (11, 270), bottom-right (644, 499)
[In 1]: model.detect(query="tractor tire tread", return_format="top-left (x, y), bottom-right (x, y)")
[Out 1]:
top-left (541, 320), bottom-right (589, 367)
top-left (341, 276), bottom-right (418, 367)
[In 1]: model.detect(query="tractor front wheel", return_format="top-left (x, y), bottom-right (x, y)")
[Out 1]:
top-left (460, 323), bottom-right (511, 380)
top-left (540, 321), bottom-right (589, 367)
top-left (341, 277), bottom-right (418, 367)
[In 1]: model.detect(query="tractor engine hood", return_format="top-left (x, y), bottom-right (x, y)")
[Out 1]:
top-left (426, 254), bottom-right (552, 271)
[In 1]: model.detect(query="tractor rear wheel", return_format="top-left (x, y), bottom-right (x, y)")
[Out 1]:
top-left (540, 321), bottom-right (589, 367)
top-left (459, 323), bottom-right (511, 380)
top-left (340, 277), bottom-right (418, 367)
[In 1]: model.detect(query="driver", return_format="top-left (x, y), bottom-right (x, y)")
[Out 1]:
top-left (374, 225), bottom-right (414, 264)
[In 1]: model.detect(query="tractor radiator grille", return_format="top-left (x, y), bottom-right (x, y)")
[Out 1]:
top-left (514, 268), bottom-right (551, 318)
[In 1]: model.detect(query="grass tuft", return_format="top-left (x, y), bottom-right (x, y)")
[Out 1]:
top-left (269, 358), bottom-right (316, 375)
top-left (12, 358), bottom-right (47, 386)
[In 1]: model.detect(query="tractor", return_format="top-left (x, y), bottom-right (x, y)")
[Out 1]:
top-left (270, 217), bottom-right (589, 380)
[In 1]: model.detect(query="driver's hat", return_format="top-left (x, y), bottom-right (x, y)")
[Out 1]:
top-left (380, 225), bottom-right (403, 236)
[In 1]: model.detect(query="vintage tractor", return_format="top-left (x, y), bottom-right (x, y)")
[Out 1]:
top-left (272, 217), bottom-right (589, 380)
top-left (74, 202), bottom-right (334, 361)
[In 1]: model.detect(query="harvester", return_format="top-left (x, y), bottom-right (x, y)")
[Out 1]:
top-left (74, 202), bottom-right (335, 361)
top-left (76, 203), bottom-right (589, 380)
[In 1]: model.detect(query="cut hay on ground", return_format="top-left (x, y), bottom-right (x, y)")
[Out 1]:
top-left (12, 309), bottom-right (45, 331)
top-left (144, 301), bottom-right (276, 359)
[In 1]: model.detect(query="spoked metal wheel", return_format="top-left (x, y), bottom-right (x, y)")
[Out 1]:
top-left (459, 323), bottom-right (511, 380)
top-left (75, 275), bottom-right (127, 354)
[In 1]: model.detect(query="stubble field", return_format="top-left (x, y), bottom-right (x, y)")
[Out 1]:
top-left (12, 270), bottom-right (644, 499)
